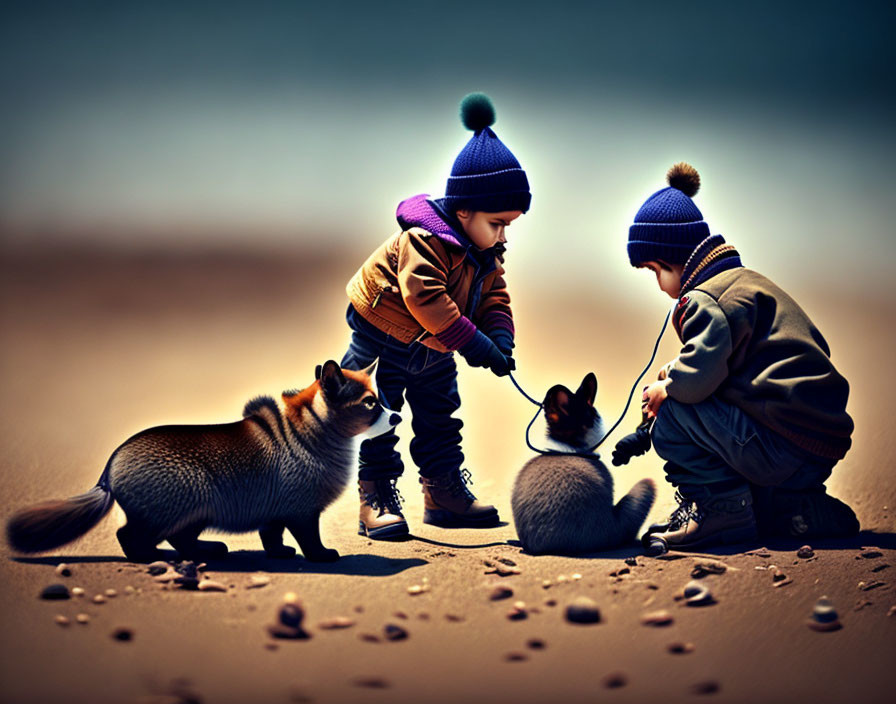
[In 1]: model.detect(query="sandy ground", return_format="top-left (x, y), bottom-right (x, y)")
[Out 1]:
top-left (1, 246), bottom-right (894, 704)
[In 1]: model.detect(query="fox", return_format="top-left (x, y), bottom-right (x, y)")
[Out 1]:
top-left (6, 360), bottom-right (400, 563)
top-left (510, 372), bottom-right (656, 555)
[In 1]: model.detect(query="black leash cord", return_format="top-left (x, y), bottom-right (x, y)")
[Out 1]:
top-left (509, 304), bottom-right (674, 457)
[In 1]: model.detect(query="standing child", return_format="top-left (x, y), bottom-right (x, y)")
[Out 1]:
top-left (342, 94), bottom-right (529, 539)
top-left (625, 162), bottom-right (859, 551)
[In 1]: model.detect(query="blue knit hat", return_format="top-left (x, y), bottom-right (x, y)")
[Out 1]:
top-left (628, 163), bottom-right (710, 267)
top-left (441, 93), bottom-right (531, 214)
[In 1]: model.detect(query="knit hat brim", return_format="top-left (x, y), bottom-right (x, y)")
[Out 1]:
top-left (628, 220), bottom-right (711, 266)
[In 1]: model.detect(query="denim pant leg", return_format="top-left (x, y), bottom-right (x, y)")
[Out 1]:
top-left (341, 328), bottom-right (408, 481)
top-left (652, 396), bottom-right (834, 492)
top-left (404, 349), bottom-right (464, 478)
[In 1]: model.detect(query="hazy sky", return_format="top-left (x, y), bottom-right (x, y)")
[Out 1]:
top-left (1, 1), bottom-right (894, 293)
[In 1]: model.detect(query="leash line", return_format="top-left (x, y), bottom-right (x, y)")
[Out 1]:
top-left (509, 304), bottom-right (674, 457)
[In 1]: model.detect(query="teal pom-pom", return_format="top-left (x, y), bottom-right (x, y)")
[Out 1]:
top-left (459, 93), bottom-right (496, 132)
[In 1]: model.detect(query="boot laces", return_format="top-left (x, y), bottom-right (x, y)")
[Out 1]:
top-left (443, 469), bottom-right (476, 501)
top-left (364, 479), bottom-right (404, 515)
top-left (669, 491), bottom-right (695, 529)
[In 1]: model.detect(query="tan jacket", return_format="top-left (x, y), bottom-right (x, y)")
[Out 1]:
top-left (346, 227), bottom-right (512, 353)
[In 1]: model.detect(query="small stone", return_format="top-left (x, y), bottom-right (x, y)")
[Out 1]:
top-left (359, 633), bottom-right (381, 643)
top-left (104, 588), bottom-right (118, 598)
top-left (407, 585), bottom-right (426, 595)
top-left (602, 672), bottom-right (628, 689)
top-left (318, 617), bottom-right (355, 630)
top-left (808, 596), bottom-right (842, 632)
top-left (40, 584), bottom-right (71, 600)
top-left (147, 561), bottom-right (170, 575)
top-left (197, 580), bottom-right (227, 592)
top-left (352, 676), bottom-right (390, 689)
top-left (71, 587), bottom-right (85, 597)
top-left (247, 574), bottom-right (271, 589)
top-left (691, 560), bottom-right (727, 578)
top-left (565, 597), bottom-right (601, 624)
top-left (507, 602), bottom-right (528, 621)
top-left (667, 641), bottom-right (695, 654)
top-left (690, 680), bottom-right (720, 695)
top-left (92, 594), bottom-right (107, 604)
top-left (683, 580), bottom-right (714, 606)
top-left (747, 548), bottom-right (772, 558)
top-left (489, 585), bottom-right (514, 601)
top-left (124, 585), bottom-right (136, 594)
top-left (769, 566), bottom-right (787, 582)
top-left (444, 614), bottom-right (465, 623)
top-left (154, 570), bottom-right (180, 583)
top-left (55, 564), bottom-right (72, 577)
top-left (485, 564), bottom-right (521, 577)
top-left (267, 600), bottom-right (310, 639)
top-left (383, 624), bottom-right (408, 641)
top-left (871, 564), bottom-right (890, 573)
top-left (541, 580), bottom-right (552, 589)
top-left (526, 638), bottom-right (546, 650)
top-left (861, 550), bottom-right (884, 559)
top-left (797, 545), bottom-right (815, 559)
top-left (624, 556), bottom-right (638, 567)
top-left (495, 557), bottom-right (517, 567)
top-left (859, 580), bottom-right (885, 592)
top-left (641, 610), bottom-right (674, 627)
top-left (853, 600), bottom-right (873, 612)
top-left (887, 606), bottom-right (896, 617)
top-left (504, 651), bottom-right (528, 662)
top-left (75, 613), bottom-right (90, 624)
top-left (417, 612), bottom-right (430, 621)
top-left (544, 598), bottom-right (557, 607)
top-left (111, 627), bottom-right (133, 642)
top-left (264, 642), bottom-right (279, 651)
top-left (54, 615), bottom-right (71, 627)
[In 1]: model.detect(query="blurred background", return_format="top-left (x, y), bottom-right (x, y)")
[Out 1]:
top-left (1, 0), bottom-right (894, 521)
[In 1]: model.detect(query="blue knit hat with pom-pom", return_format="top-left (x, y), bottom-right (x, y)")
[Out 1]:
top-left (628, 163), bottom-right (711, 267)
top-left (442, 93), bottom-right (531, 214)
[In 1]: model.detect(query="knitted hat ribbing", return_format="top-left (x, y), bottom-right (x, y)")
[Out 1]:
top-left (442, 93), bottom-right (531, 214)
top-left (628, 163), bottom-right (710, 267)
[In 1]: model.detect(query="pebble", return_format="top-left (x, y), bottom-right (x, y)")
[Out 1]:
top-left (76, 614), bottom-right (90, 625)
top-left (768, 566), bottom-right (788, 582)
top-left (683, 580), bottom-right (714, 606)
top-left (54, 615), bottom-right (71, 627)
top-left (247, 574), bottom-right (271, 589)
top-left (40, 584), bottom-right (71, 600)
top-left (504, 651), bottom-right (528, 662)
top-left (861, 550), bottom-right (884, 559)
top-left (602, 672), bottom-right (628, 689)
top-left (624, 556), bottom-right (638, 567)
top-left (383, 624), bottom-right (408, 641)
top-left (667, 641), bottom-right (695, 654)
top-left (571, 573), bottom-right (582, 581)
top-left (526, 638), bottom-right (546, 650)
top-left (747, 548), bottom-right (772, 558)
top-left (154, 570), bottom-right (180, 584)
top-left (691, 560), bottom-right (727, 578)
top-left (444, 614), bottom-right (465, 623)
top-left (111, 627), bottom-right (133, 642)
top-left (267, 600), bottom-right (310, 640)
top-left (489, 585), bottom-right (514, 601)
top-left (92, 594), bottom-right (107, 605)
top-left (690, 680), bottom-right (720, 695)
top-left (609, 567), bottom-right (630, 577)
top-left (485, 564), bottom-right (521, 577)
top-left (544, 598), bottom-right (557, 607)
top-left (887, 606), bottom-right (896, 617)
top-left (407, 585), bottom-right (427, 595)
top-left (71, 587), bottom-right (85, 597)
top-left (352, 676), bottom-right (390, 689)
top-left (871, 564), bottom-right (890, 573)
top-left (55, 564), bottom-right (72, 577)
top-left (393, 611), bottom-right (408, 620)
top-left (641, 610), bottom-right (674, 627)
top-left (565, 597), bottom-right (601, 624)
top-left (797, 545), bottom-right (815, 559)
top-left (197, 580), bottom-right (228, 592)
top-left (858, 580), bottom-right (885, 592)
top-left (147, 561), bottom-right (170, 575)
top-left (318, 617), bottom-right (355, 630)
top-left (495, 557), bottom-right (517, 566)
top-left (104, 588), bottom-right (118, 598)
top-left (541, 580), bottom-right (552, 589)
top-left (507, 601), bottom-right (528, 621)
top-left (808, 596), bottom-right (842, 632)
top-left (359, 633), bottom-right (381, 643)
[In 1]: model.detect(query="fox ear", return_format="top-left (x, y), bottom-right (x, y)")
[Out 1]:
top-left (315, 365), bottom-right (323, 380)
top-left (544, 384), bottom-right (572, 423)
top-left (318, 360), bottom-right (345, 399)
top-left (575, 373), bottom-right (598, 407)
top-left (360, 358), bottom-right (379, 378)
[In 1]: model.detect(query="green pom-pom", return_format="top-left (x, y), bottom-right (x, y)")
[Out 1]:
top-left (460, 93), bottom-right (496, 132)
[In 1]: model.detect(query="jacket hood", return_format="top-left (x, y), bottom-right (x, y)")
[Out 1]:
top-left (396, 194), bottom-right (468, 249)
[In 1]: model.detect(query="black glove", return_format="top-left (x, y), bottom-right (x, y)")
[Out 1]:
top-left (611, 424), bottom-right (652, 466)
top-left (458, 330), bottom-right (512, 377)
top-left (485, 328), bottom-right (516, 372)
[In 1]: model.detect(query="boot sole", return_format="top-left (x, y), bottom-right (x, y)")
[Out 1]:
top-left (358, 521), bottom-right (410, 540)
top-left (423, 508), bottom-right (500, 528)
top-left (645, 523), bottom-right (758, 553)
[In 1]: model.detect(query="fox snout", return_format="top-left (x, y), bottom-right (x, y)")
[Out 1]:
top-left (364, 407), bottom-right (402, 438)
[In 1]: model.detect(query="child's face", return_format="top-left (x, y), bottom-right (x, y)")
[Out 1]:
top-left (455, 209), bottom-right (523, 251)
top-left (640, 261), bottom-right (684, 298)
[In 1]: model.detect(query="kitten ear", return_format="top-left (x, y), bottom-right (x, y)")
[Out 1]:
top-left (575, 373), bottom-right (598, 407)
top-left (318, 360), bottom-right (345, 399)
top-left (544, 384), bottom-right (572, 423)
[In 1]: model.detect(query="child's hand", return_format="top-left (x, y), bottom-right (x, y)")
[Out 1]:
top-left (611, 424), bottom-right (652, 466)
top-left (486, 329), bottom-right (515, 371)
top-left (459, 331), bottom-right (513, 376)
top-left (642, 378), bottom-right (671, 418)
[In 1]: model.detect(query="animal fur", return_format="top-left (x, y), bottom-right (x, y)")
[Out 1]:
top-left (511, 373), bottom-right (656, 555)
top-left (7, 360), bottom-right (399, 562)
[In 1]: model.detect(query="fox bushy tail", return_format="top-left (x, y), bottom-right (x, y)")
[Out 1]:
top-left (613, 478), bottom-right (657, 544)
top-left (6, 465), bottom-right (114, 553)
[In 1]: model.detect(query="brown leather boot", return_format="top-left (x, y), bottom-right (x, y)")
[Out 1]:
top-left (358, 478), bottom-right (409, 539)
top-left (644, 486), bottom-right (757, 554)
top-left (420, 469), bottom-right (500, 528)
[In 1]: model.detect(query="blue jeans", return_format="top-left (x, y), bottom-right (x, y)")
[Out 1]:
top-left (651, 396), bottom-right (834, 498)
top-left (340, 306), bottom-right (464, 480)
